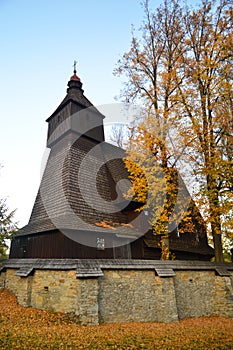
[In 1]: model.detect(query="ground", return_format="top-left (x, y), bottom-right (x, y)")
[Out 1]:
top-left (0, 289), bottom-right (232, 349)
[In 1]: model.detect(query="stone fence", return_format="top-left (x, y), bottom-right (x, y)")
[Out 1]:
top-left (0, 259), bottom-right (233, 325)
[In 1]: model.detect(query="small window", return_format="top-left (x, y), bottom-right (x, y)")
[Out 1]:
top-left (97, 237), bottom-right (105, 250)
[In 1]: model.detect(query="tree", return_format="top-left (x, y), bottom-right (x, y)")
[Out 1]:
top-left (110, 123), bottom-right (126, 148)
top-left (176, 0), bottom-right (233, 261)
top-left (0, 199), bottom-right (17, 258)
top-left (115, 0), bottom-right (185, 168)
top-left (115, 0), bottom-right (194, 257)
top-left (115, 0), bottom-right (233, 261)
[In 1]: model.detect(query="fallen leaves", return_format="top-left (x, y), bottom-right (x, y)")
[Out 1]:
top-left (0, 288), bottom-right (233, 349)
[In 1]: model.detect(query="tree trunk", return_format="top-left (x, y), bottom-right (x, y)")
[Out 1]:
top-left (210, 212), bottom-right (224, 262)
top-left (207, 175), bottom-right (224, 262)
top-left (213, 230), bottom-right (224, 262)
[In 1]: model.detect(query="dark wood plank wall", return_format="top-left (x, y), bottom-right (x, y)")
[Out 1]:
top-left (10, 231), bottom-right (144, 259)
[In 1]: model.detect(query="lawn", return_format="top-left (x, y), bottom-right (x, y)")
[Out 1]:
top-left (0, 288), bottom-right (232, 349)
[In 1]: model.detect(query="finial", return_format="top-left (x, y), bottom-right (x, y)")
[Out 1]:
top-left (69, 60), bottom-right (81, 83)
top-left (73, 60), bottom-right (77, 74)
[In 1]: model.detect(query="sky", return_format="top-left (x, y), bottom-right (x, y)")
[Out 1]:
top-left (0, 0), bottom-right (163, 227)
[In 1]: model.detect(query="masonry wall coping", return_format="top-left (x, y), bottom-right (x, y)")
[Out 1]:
top-left (1, 259), bottom-right (232, 278)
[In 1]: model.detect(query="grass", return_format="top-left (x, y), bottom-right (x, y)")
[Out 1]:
top-left (0, 288), bottom-right (233, 349)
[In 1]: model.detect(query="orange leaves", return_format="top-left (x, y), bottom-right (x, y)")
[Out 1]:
top-left (124, 157), bottom-right (148, 203)
top-left (0, 288), bottom-right (233, 349)
top-left (95, 221), bottom-right (116, 229)
top-left (95, 221), bottom-right (133, 229)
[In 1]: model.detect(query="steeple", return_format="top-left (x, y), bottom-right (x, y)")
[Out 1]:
top-left (67, 60), bottom-right (82, 92)
top-left (46, 64), bottom-right (105, 147)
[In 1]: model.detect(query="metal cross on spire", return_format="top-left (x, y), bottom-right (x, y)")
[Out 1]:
top-left (73, 60), bottom-right (77, 73)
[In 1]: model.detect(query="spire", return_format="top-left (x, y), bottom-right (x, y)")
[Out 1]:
top-left (67, 60), bottom-right (83, 93)
top-left (47, 62), bottom-right (94, 124)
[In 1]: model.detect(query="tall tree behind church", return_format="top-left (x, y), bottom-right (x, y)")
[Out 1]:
top-left (115, 0), bottom-right (233, 261)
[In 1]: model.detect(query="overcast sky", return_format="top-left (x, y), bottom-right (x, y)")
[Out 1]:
top-left (0, 0), bottom-right (163, 226)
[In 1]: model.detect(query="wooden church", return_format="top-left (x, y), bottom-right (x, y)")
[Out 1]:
top-left (10, 68), bottom-right (214, 261)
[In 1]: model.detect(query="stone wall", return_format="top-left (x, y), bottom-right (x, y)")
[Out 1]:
top-left (99, 270), bottom-right (178, 323)
top-left (0, 259), bottom-right (233, 325)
